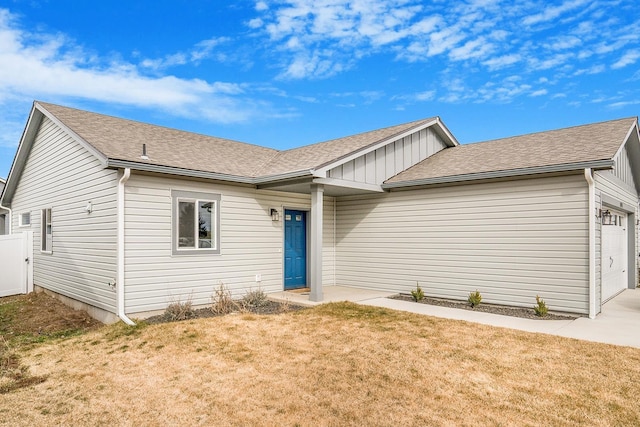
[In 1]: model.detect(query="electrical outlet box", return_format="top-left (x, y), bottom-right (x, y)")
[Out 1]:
top-left (255, 274), bottom-right (261, 282)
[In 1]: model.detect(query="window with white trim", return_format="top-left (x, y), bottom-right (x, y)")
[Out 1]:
top-left (19, 212), bottom-right (31, 227)
top-left (41, 208), bottom-right (52, 253)
top-left (172, 190), bottom-right (220, 255)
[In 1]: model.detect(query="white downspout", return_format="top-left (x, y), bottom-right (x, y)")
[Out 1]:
top-left (117, 168), bottom-right (135, 325)
top-left (0, 204), bottom-right (11, 234)
top-left (584, 168), bottom-right (596, 319)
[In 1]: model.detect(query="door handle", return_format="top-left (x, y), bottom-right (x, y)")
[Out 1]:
top-left (610, 256), bottom-right (614, 268)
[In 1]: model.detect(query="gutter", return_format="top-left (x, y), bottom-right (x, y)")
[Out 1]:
top-left (106, 159), bottom-right (315, 186)
top-left (584, 168), bottom-right (597, 319)
top-left (383, 160), bottom-right (615, 189)
top-left (117, 168), bottom-right (135, 325)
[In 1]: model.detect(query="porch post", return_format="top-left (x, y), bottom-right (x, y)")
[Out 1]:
top-left (309, 184), bottom-right (324, 302)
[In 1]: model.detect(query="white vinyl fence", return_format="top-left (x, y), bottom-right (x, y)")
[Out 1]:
top-left (0, 232), bottom-right (34, 297)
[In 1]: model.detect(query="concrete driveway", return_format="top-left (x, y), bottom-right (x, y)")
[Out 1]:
top-left (271, 286), bottom-right (640, 348)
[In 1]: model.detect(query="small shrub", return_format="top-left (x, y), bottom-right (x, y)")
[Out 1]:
top-left (211, 283), bottom-right (237, 315)
top-left (241, 287), bottom-right (270, 310)
top-left (410, 282), bottom-right (425, 302)
top-left (278, 297), bottom-right (292, 314)
top-left (534, 295), bottom-right (548, 317)
top-left (468, 290), bottom-right (482, 307)
top-left (164, 298), bottom-right (195, 322)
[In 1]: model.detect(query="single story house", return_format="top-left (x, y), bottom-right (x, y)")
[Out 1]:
top-left (1, 101), bottom-right (639, 323)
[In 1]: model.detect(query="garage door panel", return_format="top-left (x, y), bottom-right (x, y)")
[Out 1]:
top-left (601, 209), bottom-right (627, 302)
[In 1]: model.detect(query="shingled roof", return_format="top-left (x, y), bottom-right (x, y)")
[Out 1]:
top-left (386, 117), bottom-right (638, 186)
top-left (257, 118), bottom-right (436, 177)
top-left (39, 102), bottom-right (279, 179)
top-left (37, 102), bottom-right (439, 180)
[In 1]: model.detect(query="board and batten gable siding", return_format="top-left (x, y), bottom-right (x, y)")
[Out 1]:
top-left (328, 127), bottom-right (447, 185)
top-left (612, 144), bottom-right (634, 187)
top-left (123, 174), bottom-right (336, 314)
top-left (335, 174), bottom-right (590, 314)
top-left (9, 116), bottom-right (119, 312)
top-left (594, 170), bottom-right (639, 311)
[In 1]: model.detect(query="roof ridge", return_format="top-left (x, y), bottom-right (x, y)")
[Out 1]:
top-left (466, 116), bottom-right (638, 146)
top-left (36, 101), bottom-right (278, 153)
top-left (281, 117), bottom-right (433, 154)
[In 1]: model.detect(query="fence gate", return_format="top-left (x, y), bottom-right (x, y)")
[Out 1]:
top-left (0, 232), bottom-right (34, 297)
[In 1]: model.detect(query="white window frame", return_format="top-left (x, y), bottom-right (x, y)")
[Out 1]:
top-left (171, 190), bottom-right (221, 255)
top-left (19, 212), bottom-right (31, 227)
top-left (41, 208), bottom-right (52, 254)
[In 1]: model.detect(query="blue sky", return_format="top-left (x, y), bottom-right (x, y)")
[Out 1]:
top-left (1, 0), bottom-right (639, 179)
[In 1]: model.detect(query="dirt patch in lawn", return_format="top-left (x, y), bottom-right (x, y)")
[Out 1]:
top-left (391, 294), bottom-right (580, 320)
top-left (0, 292), bottom-right (102, 339)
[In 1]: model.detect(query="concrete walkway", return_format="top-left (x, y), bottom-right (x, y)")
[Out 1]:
top-left (269, 286), bottom-right (640, 349)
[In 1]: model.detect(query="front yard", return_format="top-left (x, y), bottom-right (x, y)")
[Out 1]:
top-left (1, 293), bottom-right (640, 425)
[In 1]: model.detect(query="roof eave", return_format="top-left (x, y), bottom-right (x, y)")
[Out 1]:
top-left (106, 159), bottom-right (257, 184)
top-left (253, 169), bottom-right (316, 184)
top-left (106, 160), bottom-right (316, 185)
top-left (382, 160), bottom-right (615, 189)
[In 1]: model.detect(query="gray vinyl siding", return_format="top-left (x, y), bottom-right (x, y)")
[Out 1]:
top-left (10, 117), bottom-right (118, 312)
top-left (328, 127), bottom-right (447, 185)
top-left (335, 174), bottom-right (590, 314)
top-left (123, 174), bottom-right (336, 314)
top-left (594, 170), bottom-right (639, 311)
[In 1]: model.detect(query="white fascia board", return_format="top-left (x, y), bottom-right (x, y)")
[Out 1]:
top-left (35, 102), bottom-right (108, 168)
top-left (253, 169), bottom-right (317, 184)
top-left (434, 117), bottom-right (460, 147)
top-left (312, 177), bottom-right (384, 193)
top-left (612, 121), bottom-right (639, 160)
top-left (106, 159), bottom-right (256, 184)
top-left (382, 160), bottom-right (615, 189)
top-left (107, 159), bottom-right (318, 186)
top-left (314, 119), bottom-right (447, 177)
top-left (1, 104), bottom-right (43, 206)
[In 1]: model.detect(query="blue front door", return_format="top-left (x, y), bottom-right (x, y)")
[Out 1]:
top-left (284, 209), bottom-right (307, 289)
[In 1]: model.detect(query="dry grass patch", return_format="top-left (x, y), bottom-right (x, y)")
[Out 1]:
top-left (1, 302), bottom-right (640, 426)
top-left (0, 292), bottom-right (102, 394)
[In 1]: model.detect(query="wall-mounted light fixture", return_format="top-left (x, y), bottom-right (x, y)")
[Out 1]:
top-left (599, 209), bottom-right (613, 225)
top-left (86, 201), bottom-right (93, 214)
top-left (270, 208), bottom-right (280, 221)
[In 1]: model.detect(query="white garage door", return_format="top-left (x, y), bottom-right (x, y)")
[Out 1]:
top-left (601, 209), bottom-right (628, 302)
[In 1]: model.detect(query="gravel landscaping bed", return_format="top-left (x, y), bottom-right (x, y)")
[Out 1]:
top-left (144, 300), bottom-right (306, 324)
top-left (391, 294), bottom-right (580, 320)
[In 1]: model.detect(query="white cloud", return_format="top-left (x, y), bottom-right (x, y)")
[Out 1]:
top-left (530, 89), bottom-right (548, 97)
top-left (544, 35), bottom-right (582, 51)
top-left (608, 100), bottom-right (640, 108)
top-left (0, 8), bottom-right (277, 126)
top-left (573, 64), bottom-right (605, 75)
top-left (248, 18), bottom-right (264, 29)
top-left (522, 0), bottom-right (590, 26)
top-left (612, 50), bottom-right (640, 69)
top-left (449, 37), bottom-right (494, 61)
top-left (483, 54), bottom-right (521, 70)
top-left (140, 37), bottom-right (231, 70)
